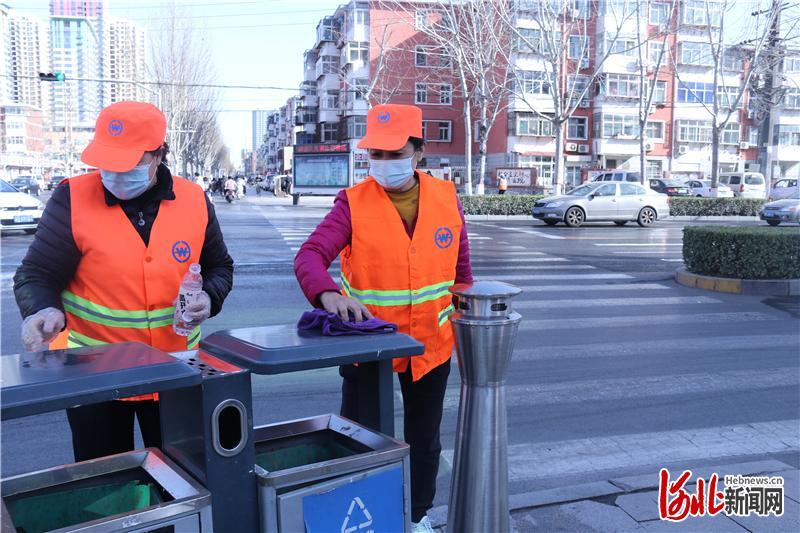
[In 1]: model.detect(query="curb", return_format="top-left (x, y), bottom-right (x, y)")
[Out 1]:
top-left (675, 267), bottom-right (800, 296)
top-left (666, 215), bottom-right (761, 221)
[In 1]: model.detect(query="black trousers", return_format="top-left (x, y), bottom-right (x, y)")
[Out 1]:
top-left (66, 400), bottom-right (162, 462)
top-left (340, 358), bottom-right (451, 523)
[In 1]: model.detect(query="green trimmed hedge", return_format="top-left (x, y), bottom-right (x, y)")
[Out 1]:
top-left (459, 194), bottom-right (544, 215)
top-left (668, 197), bottom-right (766, 216)
top-left (683, 226), bottom-right (800, 279)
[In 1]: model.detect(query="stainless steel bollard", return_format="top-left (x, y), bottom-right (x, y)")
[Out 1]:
top-left (447, 281), bottom-right (522, 533)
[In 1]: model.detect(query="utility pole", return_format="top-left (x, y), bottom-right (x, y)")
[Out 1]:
top-left (758, 0), bottom-right (782, 189)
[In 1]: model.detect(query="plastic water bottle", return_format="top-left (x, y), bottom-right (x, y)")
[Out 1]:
top-left (173, 263), bottom-right (202, 336)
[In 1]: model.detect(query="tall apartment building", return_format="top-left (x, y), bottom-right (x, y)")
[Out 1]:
top-left (252, 110), bottom-right (270, 152)
top-left (765, 51), bottom-right (800, 181)
top-left (104, 17), bottom-right (146, 105)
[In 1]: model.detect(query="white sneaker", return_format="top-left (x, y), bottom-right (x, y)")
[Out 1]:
top-left (411, 515), bottom-right (435, 533)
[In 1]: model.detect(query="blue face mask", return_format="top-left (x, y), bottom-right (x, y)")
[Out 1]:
top-left (370, 156), bottom-right (415, 190)
top-left (100, 162), bottom-right (153, 200)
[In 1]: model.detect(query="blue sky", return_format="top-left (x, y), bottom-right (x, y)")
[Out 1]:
top-left (11, 0), bottom-right (343, 165)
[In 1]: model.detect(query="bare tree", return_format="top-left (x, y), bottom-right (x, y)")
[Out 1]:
top-left (634, 0), bottom-right (678, 185)
top-left (498, 0), bottom-right (639, 195)
top-left (670, 0), bottom-right (780, 193)
top-left (149, 2), bottom-right (221, 175)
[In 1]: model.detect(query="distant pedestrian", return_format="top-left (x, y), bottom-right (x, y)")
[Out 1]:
top-left (498, 176), bottom-right (508, 195)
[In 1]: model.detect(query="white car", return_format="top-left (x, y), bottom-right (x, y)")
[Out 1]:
top-left (769, 178), bottom-right (799, 200)
top-left (1, 179), bottom-right (44, 234)
top-left (683, 179), bottom-right (734, 198)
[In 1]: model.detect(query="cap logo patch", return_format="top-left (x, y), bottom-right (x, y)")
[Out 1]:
top-left (108, 119), bottom-right (124, 137)
top-left (377, 111), bottom-right (391, 124)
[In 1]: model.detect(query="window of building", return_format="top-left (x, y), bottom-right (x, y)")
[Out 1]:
top-left (567, 116), bottom-right (588, 139)
top-left (318, 55), bottom-right (339, 76)
top-left (567, 75), bottom-right (590, 101)
top-left (650, 2), bottom-right (669, 25)
top-left (568, 35), bottom-right (586, 59)
top-left (440, 84), bottom-right (452, 104)
top-left (605, 0), bottom-right (636, 17)
top-left (645, 160), bottom-right (663, 180)
top-left (346, 116), bottom-right (366, 139)
top-left (677, 119), bottom-right (713, 142)
top-left (646, 121), bottom-right (665, 141)
top-left (348, 42), bottom-right (368, 63)
top-left (717, 85), bottom-right (741, 108)
top-left (415, 83), bottom-right (427, 104)
top-left (5, 121), bottom-right (23, 130)
top-left (566, 165), bottom-right (582, 189)
top-left (415, 45), bottom-right (429, 67)
top-left (649, 80), bottom-right (667, 102)
top-left (517, 113), bottom-right (552, 136)
top-left (722, 51), bottom-right (744, 71)
top-left (649, 42), bottom-right (666, 66)
top-left (606, 38), bottom-right (638, 57)
top-left (321, 90), bottom-right (339, 110)
top-left (596, 113), bottom-right (638, 138)
top-left (683, 0), bottom-right (722, 26)
top-left (774, 124), bottom-right (800, 146)
top-left (518, 155), bottom-right (554, 185)
top-left (352, 78), bottom-right (368, 100)
top-left (603, 73), bottom-right (640, 98)
top-left (516, 70), bottom-right (551, 95)
top-left (679, 42), bottom-right (713, 65)
top-left (438, 121), bottom-right (452, 141)
top-left (784, 88), bottom-right (800, 109)
top-left (784, 57), bottom-right (800, 72)
top-left (677, 81), bottom-right (714, 103)
top-left (321, 123), bottom-right (339, 142)
top-left (415, 8), bottom-right (440, 29)
top-left (721, 122), bottom-right (740, 145)
top-left (354, 9), bottom-right (369, 25)
top-left (749, 127), bottom-right (760, 146)
top-left (516, 28), bottom-right (543, 54)
top-left (422, 120), bottom-right (452, 142)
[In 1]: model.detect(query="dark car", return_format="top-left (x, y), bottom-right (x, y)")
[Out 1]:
top-left (649, 179), bottom-right (690, 196)
top-left (10, 176), bottom-right (40, 196)
top-left (48, 175), bottom-right (66, 190)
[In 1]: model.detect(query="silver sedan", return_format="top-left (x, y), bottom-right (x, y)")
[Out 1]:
top-left (532, 181), bottom-right (670, 227)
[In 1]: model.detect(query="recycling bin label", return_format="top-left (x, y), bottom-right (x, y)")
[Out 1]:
top-left (303, 466), bottom-right (404, 533)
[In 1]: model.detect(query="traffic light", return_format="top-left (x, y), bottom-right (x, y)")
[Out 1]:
top-left (38, 72), bottom-right (65, 82)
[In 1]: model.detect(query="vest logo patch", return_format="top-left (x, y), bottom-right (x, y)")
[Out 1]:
top-left (434, 226), bottom-right (453, 249)
top-left (108, 119), bottom-right (124, 137)
top-left (171, 240), bottom-right (191, 263)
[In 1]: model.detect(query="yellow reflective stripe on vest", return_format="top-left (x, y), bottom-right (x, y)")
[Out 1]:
top-left (187, 327), bottom-right (201, 349)
top-left (62, 290), bottom-right (176, 330)
top-left (66, 327), bottom-right (200, 349)
top-left (438, 304), bottom-right (455, 326)
top-left (342, 274), bottom-right (454, 307)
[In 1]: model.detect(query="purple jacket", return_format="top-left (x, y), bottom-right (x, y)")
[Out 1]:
top-left (294, 186), bottom-right (473, 307)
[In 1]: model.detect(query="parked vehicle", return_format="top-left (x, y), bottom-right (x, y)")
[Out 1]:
top-left (0, 179), bottom-right (44, 234)
top-left (718, 172), bottom-right (767, 198)
top-left (48, 175), bottom-right (67, 190)
top-left (590, 170), bottom-right (642, 183)
top-left (760, 198), bottom-right (800, 226)
top-left (769, 178), bottom-right (799, 200)
top-left (682, 179), bottom-right (734, 198)
top-left (10, 176), bottom-right (41, 196)
top-left (532, 181), bottom-right (670, 227)
top-left (648, 179), bottom-right (691, 196)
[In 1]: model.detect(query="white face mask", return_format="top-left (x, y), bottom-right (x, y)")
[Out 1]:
top-left (100, 162), bottom-right (153, 200)
top-left (370, 156), bottom-right (415, 190)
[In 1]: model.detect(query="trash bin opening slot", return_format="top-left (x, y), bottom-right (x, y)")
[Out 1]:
top-left (255, 430), bottom-right (372, 472)
top-left (490, 303), bottom-right (507, 312)
top-left (212, 399), bottom-right (247, 457)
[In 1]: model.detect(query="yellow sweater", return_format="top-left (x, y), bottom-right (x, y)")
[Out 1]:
top-left (386, 179), bottom-right (420, 229)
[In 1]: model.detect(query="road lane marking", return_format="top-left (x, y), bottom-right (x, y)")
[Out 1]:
top-left (477, 273), bottom-right (632, 281)
top-left (518, 312), bottom-right (779, 331)
top-left (594, 243), bottom-right (683, 247)
top-left (472, 265), bottom-right (596, 271)
top-left (470, 258), bottom-right (568, 263)
top-left (513, 296), bottom-right (719, 309)
top-left (511, 283), bottom-right (671, 292)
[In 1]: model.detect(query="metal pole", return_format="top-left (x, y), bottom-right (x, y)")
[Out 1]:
top-left (447, 281), bottom-right (522, 533)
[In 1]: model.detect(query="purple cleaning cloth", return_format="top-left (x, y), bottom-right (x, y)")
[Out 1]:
top-left (297, 309), bottom-right (398, 336)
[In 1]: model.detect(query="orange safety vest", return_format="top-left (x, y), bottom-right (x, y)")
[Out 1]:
top-left (49, 171), bottom-right (207, 399)
top-left (341, 172), bottom-right (461, 381)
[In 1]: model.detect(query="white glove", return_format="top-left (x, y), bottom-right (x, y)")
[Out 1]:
top-left (181, 291), bottom-right (212, 327)
top-left (21, 307), bottom-right (65, 352)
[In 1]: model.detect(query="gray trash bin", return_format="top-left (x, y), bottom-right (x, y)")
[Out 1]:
top-left (255, 414), bottom-right (410, 533)
top-left (1, 448), bottom-right (212, 533)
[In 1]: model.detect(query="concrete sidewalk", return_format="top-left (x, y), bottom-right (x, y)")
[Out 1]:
top-left (429, 459), bottom-right (799, 532)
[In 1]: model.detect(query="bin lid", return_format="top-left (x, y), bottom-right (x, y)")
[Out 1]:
top-left (0, 343), bottom-right (201, 420)
top-left (200, 325), bottom-right (424, 374)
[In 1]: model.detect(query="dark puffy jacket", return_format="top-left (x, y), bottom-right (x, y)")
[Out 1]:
top-left (14, 164), bottom-right (234, 319)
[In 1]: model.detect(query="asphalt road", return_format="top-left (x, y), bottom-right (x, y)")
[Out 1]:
top-left (1, 193), bottom-right (798, 511)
